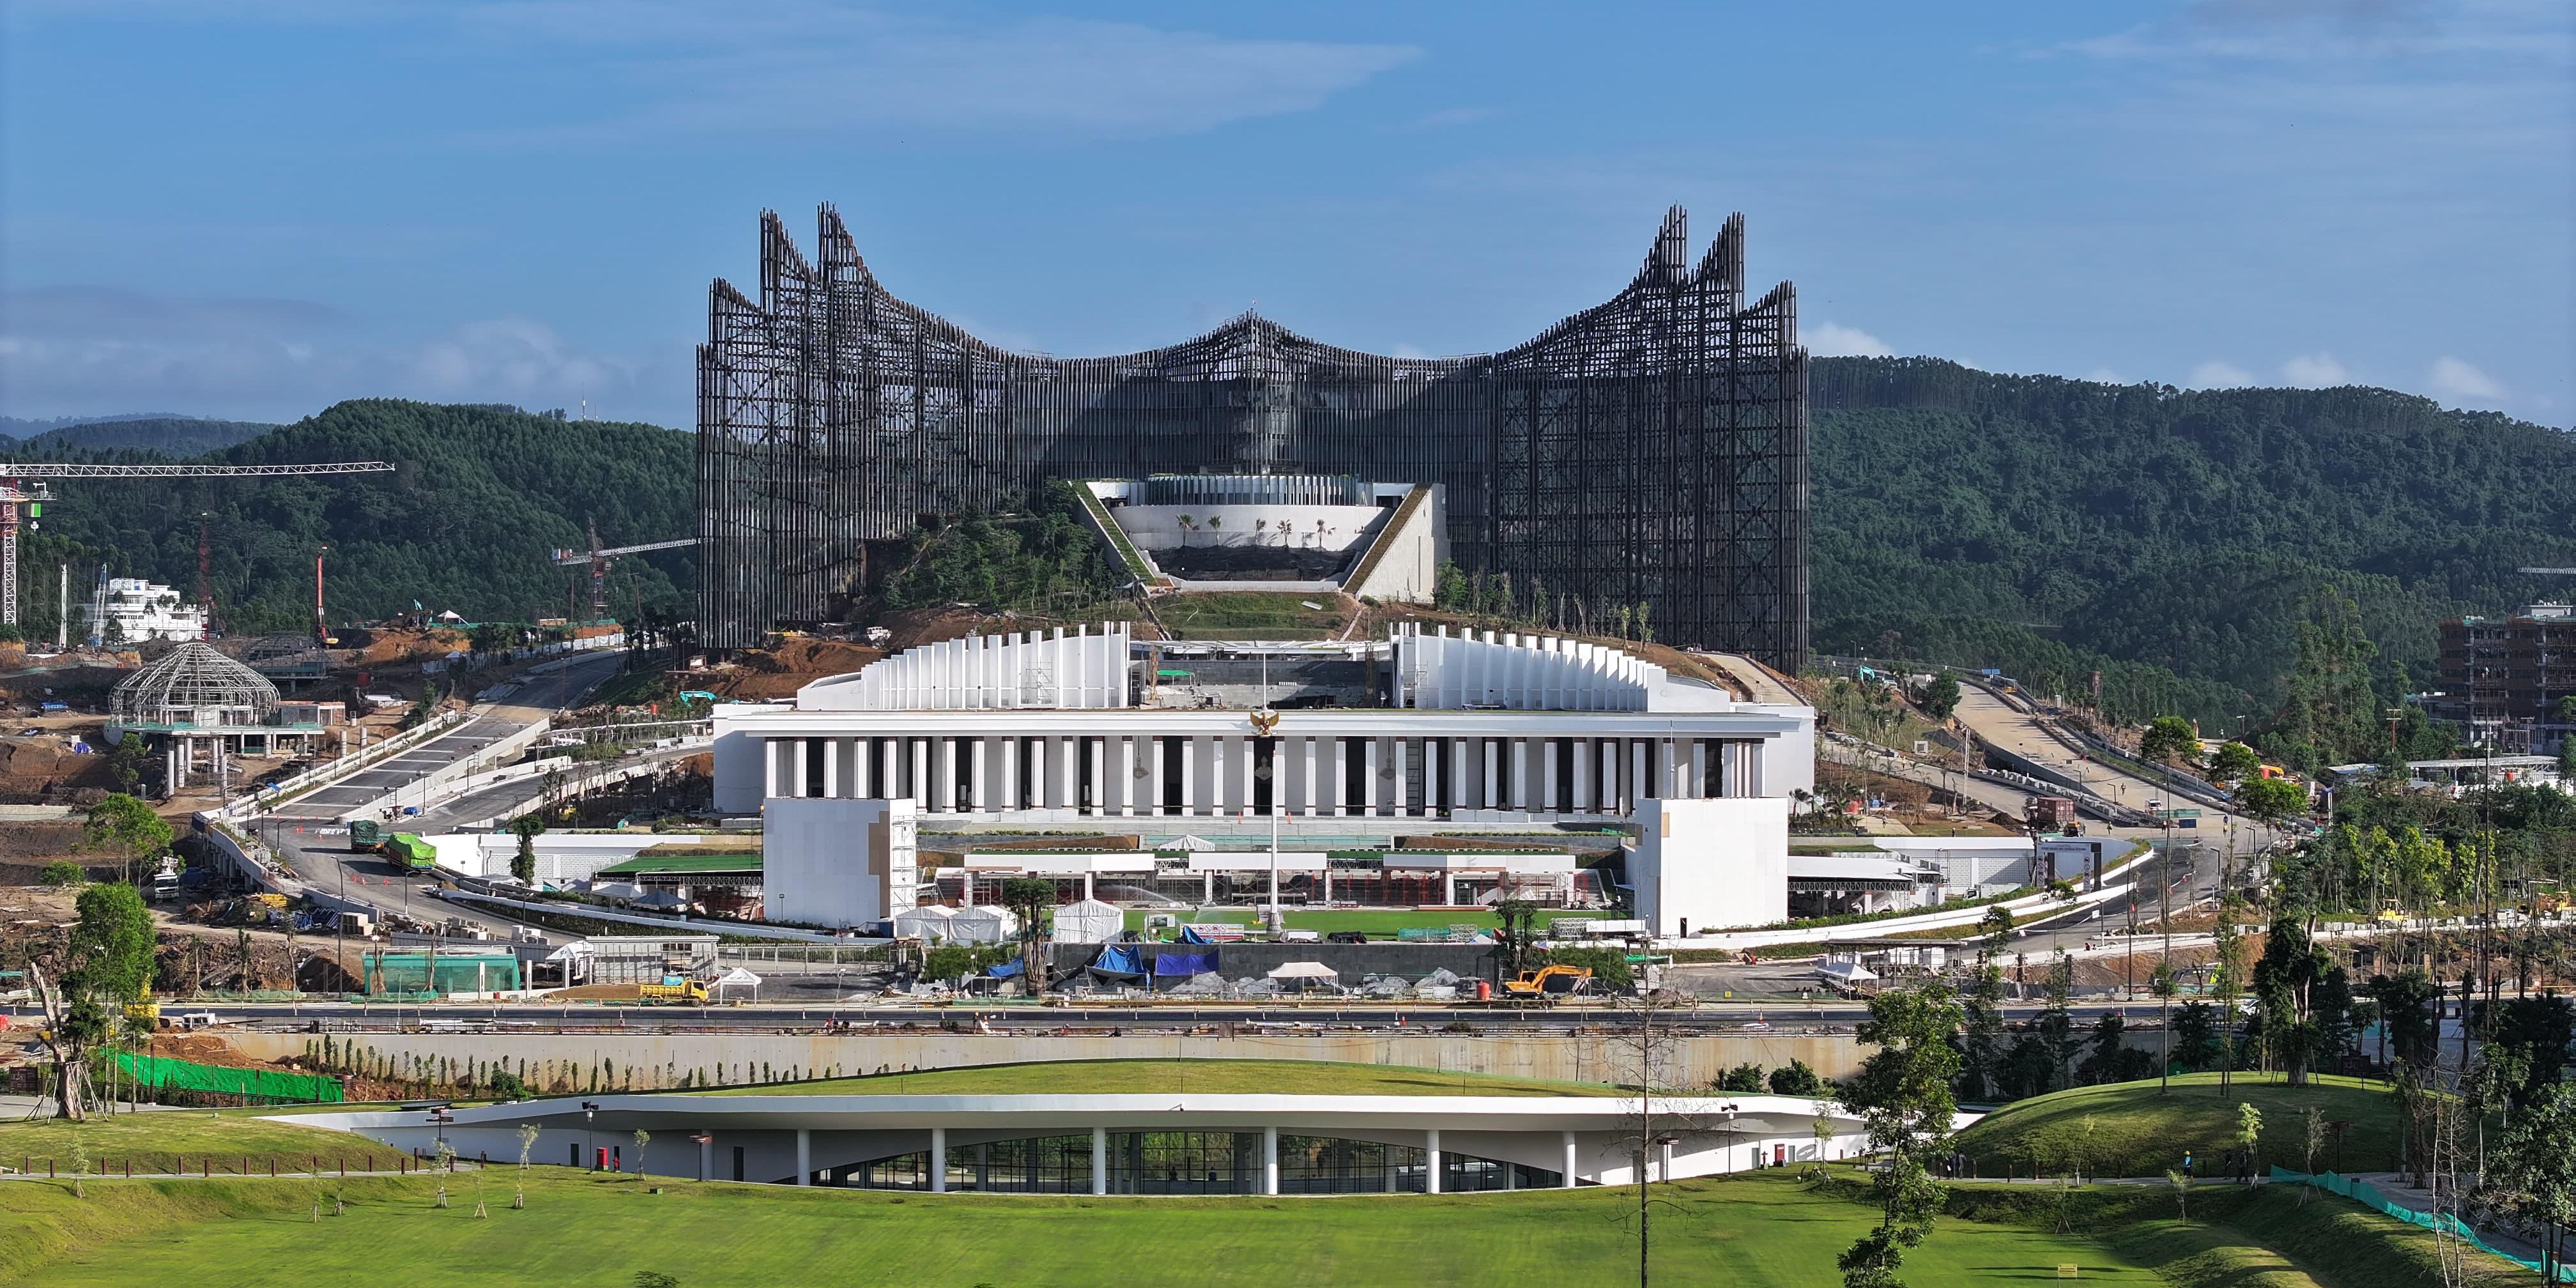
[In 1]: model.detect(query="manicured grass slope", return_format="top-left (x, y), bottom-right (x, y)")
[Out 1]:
top-left (696, 1058), bottom-right (1628, 1098)
top-left (1953, 1073), bottom-right (2402, 1177)
top-left (0, 1112), bottom-right (382, 1177)
top-left (2, 1171), bottom-right (2157, 1288)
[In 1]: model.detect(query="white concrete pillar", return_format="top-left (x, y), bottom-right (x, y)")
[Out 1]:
top-left (1303, 737), bottom-right (1322, 816)
top-left (1363, 738), bottom-right (1380, 816)
top-left (1240, 736), bottom-right (1257, 816)
top-left (820, 738), bottom-right (840, 798)
top-left (1483, 739), bottom-right (1500, 809)
top-left (1659, 740), bottom-right (1678, 801)
top-left (1511, 739), bottom-right (1531, 810)
top-left (930, 1126), bottom-right (947, 1193)
top-left (1573, 738), bottom-right (1594, 812)
top-left (1148, 736), bottom-right (1167, 816)
top-left (1562, 1131), bottom-right (1578, 1188)
top-left (1084, 737), bottom-right (1102, 813)
top-left (795, 1128), bottom-right (810, 1186)
top-left (1182, 737), bottom-right (1200, 815)
top-left (1092, 1126), bottom-right (1108, 1196)
top-left (1060, 736), bottom-right (1079, 812)
top-left (1689, 740), bottom-right (1708, 799)
top-left (1630, 740), bottom-right (1648, 802)
top-left (1450, 737), bottom-right (1471, 813)
top-left (1027, 736), bottom-right (1046, 809)
top-left (1602, 740), bottom-right (1621, 812)
top-left (791, 739), bottom-right (810, 798)
top-left (1331, 738), bottom-right (1349, 816)
top-left (762, 739), bottom-right (779, 801)
top-left (1392, 739), bottom-right (1409, 816)
top-left (1264, 1126), bottom-right (1279, 1196)
top-left (1425, 1129), bottom-right (1441, 1195)
top-left (910, 739), bottom-right (930, 811)
top-left (1117, 737), bottom-right (1137, 816)
top-left (937, 738), bottom-right (958, 813)
top-left (1542, 739), bottom-right (1560, 813)
top-left (972, 739), bottom-right (993, 813)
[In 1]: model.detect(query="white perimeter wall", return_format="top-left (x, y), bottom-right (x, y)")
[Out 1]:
top-left (1631, 796), bottom-right (1790, 934)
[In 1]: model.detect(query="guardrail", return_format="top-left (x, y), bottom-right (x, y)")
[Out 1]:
top-left (334, 717), bottom-right (555, 823)
top-left (218, 710), bottom-right (471, 824)
top-left (438, 887), bottom-right (848, 942)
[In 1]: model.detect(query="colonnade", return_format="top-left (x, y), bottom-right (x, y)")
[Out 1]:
top-left (779, 1124), bottom-right (1590, 1195)
top-left (762, 730), bottom-right (1765, 816)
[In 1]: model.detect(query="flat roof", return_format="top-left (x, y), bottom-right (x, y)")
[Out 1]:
top-left (595, 852), bottom-right (764, 877)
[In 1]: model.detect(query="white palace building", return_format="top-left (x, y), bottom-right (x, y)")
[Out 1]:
top-left (712, 623), bottom-right (1816, 935)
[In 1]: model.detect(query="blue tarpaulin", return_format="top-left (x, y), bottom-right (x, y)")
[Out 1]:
top-left (1154, 950), bottom-right (1218, 977)
top-left (1090, 944), bottom-right (1145, 976)
top-left (985, 959), bottom-right (1024, 977)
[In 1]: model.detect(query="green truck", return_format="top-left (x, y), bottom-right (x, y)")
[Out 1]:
top-left (348, 819), bottom-right (383, 853)
top-left (384, 832), bottom-right (438, 870)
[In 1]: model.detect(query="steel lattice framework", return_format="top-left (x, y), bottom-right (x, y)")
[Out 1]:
top-left (698, 206), bottom-right (1806, 667)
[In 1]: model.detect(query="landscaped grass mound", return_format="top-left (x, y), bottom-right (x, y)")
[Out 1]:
top-left (691, 1058), bottom-right (1629, 1098)
top-left (0, 1170), bottom-right (2152, 1287)
top-left (0, 1110), bottom-right (386, 1180)
top-left (1953, 1073), bottom-right (2400, 1178)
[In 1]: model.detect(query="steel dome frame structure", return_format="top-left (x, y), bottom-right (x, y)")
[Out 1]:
top-left (109, 641), bottom-right (279, 730)
top-left (696, 206), bottom-right (1807, 668)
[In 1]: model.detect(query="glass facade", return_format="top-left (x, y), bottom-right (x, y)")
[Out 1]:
top-left (832, 1132), bottom-right (1561, 1195)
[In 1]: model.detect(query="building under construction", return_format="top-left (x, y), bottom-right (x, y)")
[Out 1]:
top-left (697, 205), bottom-right (1808, 667)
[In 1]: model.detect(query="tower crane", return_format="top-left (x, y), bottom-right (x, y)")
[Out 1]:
top-left (0, 460), bottom-right (396, 629)
top-left (551, 519), bottom-right (698, 620)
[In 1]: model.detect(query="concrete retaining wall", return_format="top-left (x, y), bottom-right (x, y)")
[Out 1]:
top-left (1045, 942), bottom-right (1502, 983)
top-left (223, 1028), bottom-right (1870, 1090)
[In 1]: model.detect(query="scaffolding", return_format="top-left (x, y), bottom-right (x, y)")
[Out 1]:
top-left (698, 206), bottom-right (1807, 668)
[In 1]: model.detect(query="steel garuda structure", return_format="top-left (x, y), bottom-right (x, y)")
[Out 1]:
top-left (698, 205), bottom-right (1807, 666)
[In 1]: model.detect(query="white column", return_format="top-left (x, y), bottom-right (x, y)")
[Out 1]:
top-left (820, 738), bottom-right (841, 798)
top-left (1511, 739), bottom-right (1531, 810)
top-left (762, 739), bottom-right (779, 801)
top-left (1659, 740), bottom-right (1678, 802)
top-left (1602, 741), bottom-right (1621, 812)
top-left (1027, 736), bottom-right (1046, 809)
top-left (1392, 739), bottom-right (1409, 816)
top-left (1450, 738), bottom-right (1471, 813)
top-left (1264, 1126), bottom-right (1280, 1196)
top-left (795, 1128), bottom-right (810, 1186)
top-left (930, 1126), bottom-right (947, 1193)
top-left (1542, 739), bottom-right (1560, 813)
top-left (1483, 739), bottom-right (1500, 809)
top-left (1060, 737), bottom-right (1079, 812)
top-left (1362, 738), bottom-right (1380, 816)
top-left (1689, 740), bottom-right (1708, 799)
top-left (1181, 737), bottom-right (1200, 816)
top-left (1118, 737), bottom-right (1137, 816)
top-left (1240, 736), bottom-right (1257, 816)
top-left (1303, 737), bottom-right (1322, 816)
top-left (792, 739), bottom-right (810, 798)
top-left (1561, 1131), bottom-right (1578, 1188)
top-left (910, 739), bottom-right (930, 811)
top-left (937, 738), bottom-right (958, 813)
top-left (1147, 737), bottom-right (1167, 816)
top-left (1331, 739), bottom-right (1349, 816)
top-left (1092, 1126), bottom-right (1108, 1196)
top-left (1573, 738), bottom-right (1593, 813)
top-left (1083, 737), bottom-right (1101, 813)
top-left (1425, 1129), bottom-right (1441, 1195)
top-left (970, 739), bottom-right (990, 813)
top-left (848, 737), bottom-right (871, 798)
top-left (1630, 740), bottom-right (1648, 802)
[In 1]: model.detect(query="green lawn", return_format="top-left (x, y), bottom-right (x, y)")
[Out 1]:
top-left (693, 1058), bottom-right (1629, 1098)
top-left (0, 1111), bottom-right (397, 1180)
top-left (1121, 908), bottom-right (1501, 935)
top-left (1954, 1072), bottom-right (2404, 1178)
top-left (1, 1170), bottom-right (2170, 1288)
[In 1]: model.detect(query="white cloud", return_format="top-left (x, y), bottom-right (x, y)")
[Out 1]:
top-left (2190, 361), bottom-right (2258, 387)
top-left (2427, 355), bottom-right (2506, 402)
top-left (1809, 323), bottom-right (1895, 358)
top-left (2280, 351), bottom-right (2352, 385)
top-left (2084, 367), bottom-right (2131, 384)
top-left (0, 286), bottom-right (659, 424)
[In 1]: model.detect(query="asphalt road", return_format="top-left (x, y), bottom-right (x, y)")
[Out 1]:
top-left (252, 652), bottom-right (622, 935)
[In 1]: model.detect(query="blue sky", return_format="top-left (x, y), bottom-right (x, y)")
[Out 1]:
top-left (2, 0), bottom-right (2568, 427)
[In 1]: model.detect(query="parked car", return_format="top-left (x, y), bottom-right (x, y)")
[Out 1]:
top-left (1325, 930), bottom-right (1370, 944)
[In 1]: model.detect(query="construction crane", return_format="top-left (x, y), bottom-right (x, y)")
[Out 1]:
top-left (0, 461), bottom-right (396, 629)
top-left (551, 519), bottom-right (698, 620)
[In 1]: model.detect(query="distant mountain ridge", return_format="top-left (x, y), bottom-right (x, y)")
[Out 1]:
top-left (1, 416), bottom-right (281, 458)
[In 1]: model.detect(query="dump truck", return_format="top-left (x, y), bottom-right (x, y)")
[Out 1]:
top-left (349, 819), bottom-right (383, 853)
top-left (383, 832), bottom-right (438, 870)
top-left (1499, 963), bottom-right (1593, 1000)
top-left (639, 976), bottom-right (709, 1004)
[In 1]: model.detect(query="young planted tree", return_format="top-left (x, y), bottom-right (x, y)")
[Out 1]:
top-left (84, 793), bottom-right (174, 884)
top-left (997, 877), bottom-right (1056, 992)
top-left (633, 1129), bottom-right (650, 1183)
top-left (515, 1123), bottom-right (539, 1209)
top-left (2234, 1103), bottom-right (2263, 1180)
top-left (507, 813), bottom-right (546, 885)
top-left (1837, 981), bottom-right (1965, 1288)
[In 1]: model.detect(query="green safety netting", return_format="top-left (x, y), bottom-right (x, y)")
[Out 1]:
top-left (2270, 1168), bottom-right (2573, 1282)
top-left (113, 1052), bottom-right (344, 1104)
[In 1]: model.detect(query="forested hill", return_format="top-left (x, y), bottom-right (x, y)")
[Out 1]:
top-left (9, 367), bottom-right (2570, 733)
top-left (1808, 357), bottom-right (2576, 722)
top-left (10, 401), bottom-right (692, 638)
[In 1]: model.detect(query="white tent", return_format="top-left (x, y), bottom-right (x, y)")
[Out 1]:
top-left (712, 966), bottom-right (763, 1001)
top-left (1165, 834), bottom-right (1217, 851)
top-left (1052, 899), bottom-right (1124, 945)
top-left (1813, 957), bottom-right (1879, 987)
top-left (944, 905), bottom-right (1020, 945)
top-left (891, 905), bottom-right (956, 943)
top-left (1266, 961), bottom-right (1338, 980)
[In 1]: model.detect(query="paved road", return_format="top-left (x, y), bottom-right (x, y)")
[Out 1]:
top-left (252, 653), bottom-right (624, 935)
